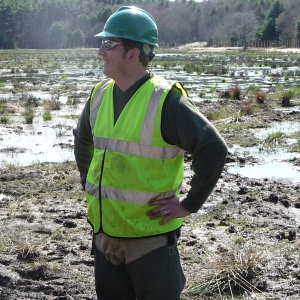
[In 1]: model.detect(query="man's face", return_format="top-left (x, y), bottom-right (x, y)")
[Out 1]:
top-left (98, 38), bottom-right (128, 79)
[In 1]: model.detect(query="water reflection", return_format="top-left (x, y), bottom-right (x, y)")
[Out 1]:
top-left (228, 162), bottom-right (300, 179)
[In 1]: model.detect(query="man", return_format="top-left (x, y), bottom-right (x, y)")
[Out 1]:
top-left (73, 6), bottom-right (227, 300)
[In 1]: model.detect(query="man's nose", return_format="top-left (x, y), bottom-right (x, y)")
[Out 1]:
top-left (98, 46), bottom-right (105, 56)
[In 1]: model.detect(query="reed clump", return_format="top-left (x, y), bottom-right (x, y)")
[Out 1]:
top-left (281, 90), bottom-right (294, 107)
top-left (186, 245), bottom-right (266, 298)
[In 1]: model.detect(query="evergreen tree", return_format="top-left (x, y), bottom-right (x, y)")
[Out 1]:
top-left (0, 2), bottom-right (17, 48)
top-left (257, 0), bottom-right (283, 41)
top-left (296, 21), bottom-right (300, 39)
top-left (266, 0), bottom-right (282, 20)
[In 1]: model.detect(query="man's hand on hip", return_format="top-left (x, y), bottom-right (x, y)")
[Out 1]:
top-left (147, 196), bottom-right (191, 225)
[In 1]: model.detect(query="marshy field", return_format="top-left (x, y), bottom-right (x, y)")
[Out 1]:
top-left (0, 46), bottom-right (300, 300)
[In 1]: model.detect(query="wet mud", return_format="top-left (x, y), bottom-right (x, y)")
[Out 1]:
top-left (0, 154), bottom-right (300, 299)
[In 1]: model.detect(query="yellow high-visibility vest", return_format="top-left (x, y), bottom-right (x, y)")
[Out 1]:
top-left (85, 75), bottom-right (187, 237)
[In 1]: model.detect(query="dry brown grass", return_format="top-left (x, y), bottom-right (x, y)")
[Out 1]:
top-left (17, 239), bottom-right (39, 261)
top-left (185, 245), bottom-right (267, 299)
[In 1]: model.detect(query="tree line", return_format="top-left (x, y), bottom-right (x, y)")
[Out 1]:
top-left (1, 0), bottom-right (300, 49)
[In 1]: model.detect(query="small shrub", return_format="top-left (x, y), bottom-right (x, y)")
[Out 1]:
top-left (240, 100), bottom-right (254, 115)
top-left (255, 91), bottom-right (267, 104)
top-left (23, 107), bottom-right (35, 124)
top-left (281, 89), bottom-right (294, 107)
top-left (23, 94), bottom-right (40, 107)
top-left (232, 85), bottom-right (241, 100)
top-left (0, 115), bottom-right (9, 124)
top-left (43, 111), bottom-right (52, 121)
top-left (45, 97), bottom-right (61, 110)
top-left (183, 62), bottom-right (204, 75)
top-left (219, 90), bottom-right (231, 99)
top-left (0, 99), bottom-right (7, 113)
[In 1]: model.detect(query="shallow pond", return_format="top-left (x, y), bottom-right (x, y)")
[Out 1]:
top-left (1, 49), bottom-right (300, 182)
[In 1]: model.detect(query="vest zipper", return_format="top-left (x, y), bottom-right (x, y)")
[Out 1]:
top-left (98, 148), bottom-right (107, 233)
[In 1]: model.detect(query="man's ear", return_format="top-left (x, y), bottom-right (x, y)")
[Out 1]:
top-left (127, 48), bottom-right (140, 63)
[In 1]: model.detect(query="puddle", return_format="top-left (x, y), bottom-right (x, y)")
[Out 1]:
top-left (0, 123), bottom-right (75, 167)
top-left (230, 120), bottom-right (300, 165)
top-left (228, 120), bottom-right (300, 180)
top-left (230, 144), bottom-right (300, 162)
top-left (0, 103), bottom-right (83, 168)
top-left (253, 121), bottom-right (300, 139)
top-left (227, 162), bottom-right (300, 180)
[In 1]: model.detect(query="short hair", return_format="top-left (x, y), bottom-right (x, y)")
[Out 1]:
top-left (121, 38), bottom-right (155, 68)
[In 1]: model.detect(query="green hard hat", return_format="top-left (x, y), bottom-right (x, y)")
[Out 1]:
top-left (94, 6), bottom-right (158, 47)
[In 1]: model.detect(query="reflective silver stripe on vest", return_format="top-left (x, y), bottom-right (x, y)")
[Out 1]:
top-left (94, 137), bottom-right (185, 159)
top-left (86, 181), bottom-right (180, 204)
top-left (140, 82), bottom-right (170, 145)
top-left (90, 79), bottom-right (112, 131)
top-left (86, 181), bottom-right (99, 197)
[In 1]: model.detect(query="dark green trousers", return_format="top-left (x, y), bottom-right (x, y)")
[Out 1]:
top-left (94, 239), bottom-right (185, 300)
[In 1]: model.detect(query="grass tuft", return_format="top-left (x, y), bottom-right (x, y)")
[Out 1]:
top-left (263, 132), bottom-right (284, 146)
top-left (186, 245), bottom-right (266, 298)
top-left (43, 110), bottom-right (52, 121)
top-left (17, 240), bottom-right (39, 261)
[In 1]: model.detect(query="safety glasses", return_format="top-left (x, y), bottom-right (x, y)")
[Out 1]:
top-left (102, 39), bottom-right (124, 50)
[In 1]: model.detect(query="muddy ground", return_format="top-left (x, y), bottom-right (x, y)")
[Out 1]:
top-left (1, 88), bottom-right (300, 300)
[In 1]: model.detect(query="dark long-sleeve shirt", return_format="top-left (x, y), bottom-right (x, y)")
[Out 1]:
top-left (73, 73), bottom-right (227, 213)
